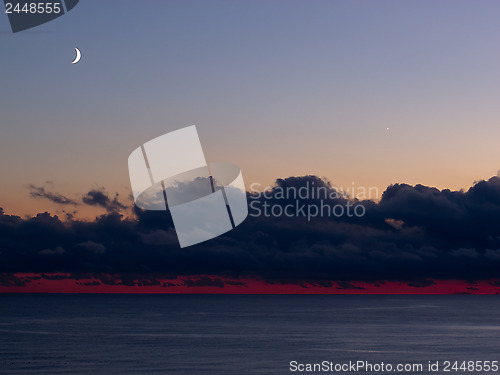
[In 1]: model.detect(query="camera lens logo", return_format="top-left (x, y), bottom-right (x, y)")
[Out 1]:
top-left (128, 126), bottom-right (248, 248)
top-left (4, 0), bottom-right (79, 33)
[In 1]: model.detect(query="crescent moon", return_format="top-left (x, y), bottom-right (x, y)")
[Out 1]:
top-left (72, 48), bottom-right (81, 64)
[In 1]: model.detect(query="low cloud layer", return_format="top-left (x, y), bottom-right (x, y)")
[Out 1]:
top-left (3, 175), bottom-right (500, 281)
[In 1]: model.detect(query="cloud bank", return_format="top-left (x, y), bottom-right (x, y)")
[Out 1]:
top-left (2, 175), bottom-right (500, 282)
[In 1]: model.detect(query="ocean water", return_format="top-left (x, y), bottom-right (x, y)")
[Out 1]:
top-left (0, 295), bottom-right (499, 374)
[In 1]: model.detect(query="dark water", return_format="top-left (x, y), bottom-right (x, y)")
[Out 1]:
top-left (0, 295), bottom-right (499, 374)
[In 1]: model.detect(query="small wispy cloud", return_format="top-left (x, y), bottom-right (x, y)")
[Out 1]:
top-left (28, 185), bottom-right (79, 206)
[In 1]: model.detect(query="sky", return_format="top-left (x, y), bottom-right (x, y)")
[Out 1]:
top-left (1, 0), bottom-right (500, 217)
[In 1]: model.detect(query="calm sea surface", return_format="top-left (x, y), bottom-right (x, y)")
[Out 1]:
top-left (0, 295), bottom-right (499, 374)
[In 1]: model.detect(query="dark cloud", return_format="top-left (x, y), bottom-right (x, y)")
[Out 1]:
top-left (28, 185), bottom-right (128, 213)
top-left (76, 240), bottom-right (106, 254)
top-left (4, 175), bottom-right (500, 282)
top-left (28, 185), bottom-right (79, 206)
top-left (82, 189), bottom-right (127, 212)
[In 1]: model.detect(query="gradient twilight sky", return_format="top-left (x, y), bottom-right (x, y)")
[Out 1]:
top-left (1, 0), bottom-right (499, 216)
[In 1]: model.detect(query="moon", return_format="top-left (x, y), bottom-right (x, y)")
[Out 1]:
top-left (71, 48), bottom-right (81, 64)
